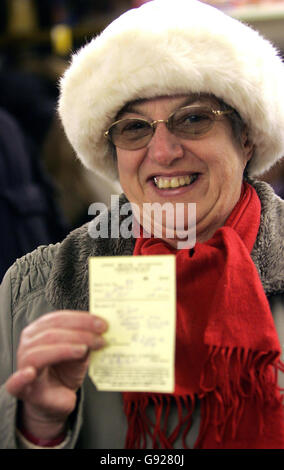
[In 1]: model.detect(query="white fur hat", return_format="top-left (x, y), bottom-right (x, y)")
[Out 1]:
top-left (58, 0), bottom-right (284, 180)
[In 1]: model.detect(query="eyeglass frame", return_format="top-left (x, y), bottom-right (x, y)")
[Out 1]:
top-left (104, 104), bottom-right (234, 150)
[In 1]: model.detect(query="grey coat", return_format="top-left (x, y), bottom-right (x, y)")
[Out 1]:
top-left (0, 179), bottom-right (283, 449)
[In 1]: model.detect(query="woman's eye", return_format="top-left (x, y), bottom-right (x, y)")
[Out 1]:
top-left (122, 121), bottom-right (149, 132)
top-left (174, 111), bottom-right (210, 129)
top-left (184, 113), bottom-right (206, 123)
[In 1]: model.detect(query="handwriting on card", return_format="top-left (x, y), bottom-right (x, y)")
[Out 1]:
top-left (88, 255), bottom-right (176, 392)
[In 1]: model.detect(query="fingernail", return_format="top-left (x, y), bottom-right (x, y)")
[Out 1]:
top-left (23, 366), bottom-right (36, 378)
top-left (93, 336), bottom-right (106, 349)
top-left (93, 318), bottom-right (107, 332)
top-left (73, 344), bottom-right (88, 356)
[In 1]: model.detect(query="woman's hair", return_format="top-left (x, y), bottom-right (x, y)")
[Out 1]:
top-left (217, 99), bottom-right (246, 149)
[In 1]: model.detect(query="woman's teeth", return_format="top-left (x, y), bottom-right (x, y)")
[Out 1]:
top-left (153, 174), bottom-right (198, 189)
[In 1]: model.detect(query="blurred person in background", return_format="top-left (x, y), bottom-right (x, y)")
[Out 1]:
top-left (0, 53), bottom-right (69, 280)
top-left (0, 104), bottom-right (68, 281)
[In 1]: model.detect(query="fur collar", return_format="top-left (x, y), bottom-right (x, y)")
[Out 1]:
top-left (46, 180), bottom-right (284, 311)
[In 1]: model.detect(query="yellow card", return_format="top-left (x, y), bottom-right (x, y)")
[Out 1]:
top-left (88, 255), bottom-right (176, 392)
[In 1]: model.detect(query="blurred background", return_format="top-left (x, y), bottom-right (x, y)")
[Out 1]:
top-left (0, 0), bottom-right (283, 280)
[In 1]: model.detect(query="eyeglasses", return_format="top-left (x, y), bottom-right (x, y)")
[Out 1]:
top-left (104, 105), bottom-right (233, 150)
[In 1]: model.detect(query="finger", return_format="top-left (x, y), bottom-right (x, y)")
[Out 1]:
top-left (19, 343), bottom-right (90, 371)
top-left (20, 328), bottom-right (105, 352)
top-left (23, 311), bottom-right (108, 339)
top-left (5, 367), bottom-right (36, 397)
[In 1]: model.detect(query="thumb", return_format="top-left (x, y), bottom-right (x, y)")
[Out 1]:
top-left (5, 367), bottom-right (37, 397)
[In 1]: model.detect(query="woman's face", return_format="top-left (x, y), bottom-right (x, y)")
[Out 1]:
top-left (116, 95), bottom-right (253, 244)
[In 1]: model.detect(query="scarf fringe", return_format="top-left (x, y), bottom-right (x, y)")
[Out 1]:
top-left (124, 348), bottom-right (283, 449)
top-left (197, 345), bottom-right (283, 445)
top-left (124, 394), bottom-right (195, 449)
top-left (123, 348), bottom-right (283, 449)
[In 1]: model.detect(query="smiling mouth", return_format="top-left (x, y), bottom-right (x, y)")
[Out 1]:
top-left (153, 174), bottom-right (199, 189)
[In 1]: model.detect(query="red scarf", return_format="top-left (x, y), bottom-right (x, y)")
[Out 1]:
top-left (123, 183), bottom-right (284, 449)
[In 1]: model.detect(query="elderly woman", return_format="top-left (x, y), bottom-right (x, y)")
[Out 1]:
top-left (0, 0), bottom-right (283, 449)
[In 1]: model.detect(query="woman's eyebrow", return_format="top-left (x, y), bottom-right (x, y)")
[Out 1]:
top-left (179, 96), bottom-right (214, 108)
top-left (119, 106), bottom-right (144, 117)
top-left (180, 96), bottom-right (200, 107)
top-left (116, 103), bottom-right (148, 119)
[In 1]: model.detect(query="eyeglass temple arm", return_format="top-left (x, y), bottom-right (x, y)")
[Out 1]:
top-left (212, 109), bottom-right (233, 116)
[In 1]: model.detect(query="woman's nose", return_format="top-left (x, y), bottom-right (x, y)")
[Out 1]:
top-left (147, 123), bottom-right (184, 165)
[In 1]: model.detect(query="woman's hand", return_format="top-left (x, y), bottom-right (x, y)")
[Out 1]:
top-left (5, 310), bottom-right (107, 441)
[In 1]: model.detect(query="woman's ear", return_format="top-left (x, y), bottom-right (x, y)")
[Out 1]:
top-left (241, 127), bottom-right (254, 163)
